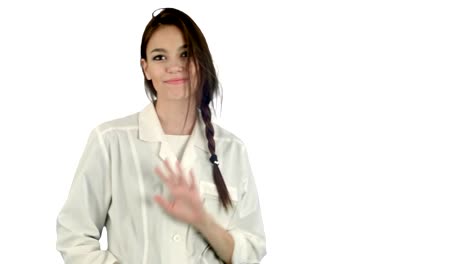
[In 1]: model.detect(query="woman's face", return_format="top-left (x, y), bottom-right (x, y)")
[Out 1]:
top-left (141, 25), bottom-right (198, 102)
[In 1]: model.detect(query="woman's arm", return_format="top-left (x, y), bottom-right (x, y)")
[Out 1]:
top-left (193, 213), bottom-right (235, 263)
top-left (224, 144), bottom-right (267, 264)
top-left (56, 128), bottom-right (119, 264)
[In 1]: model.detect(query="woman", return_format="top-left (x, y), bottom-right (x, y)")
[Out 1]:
top-left (56, 7), bottom-right (266, 264)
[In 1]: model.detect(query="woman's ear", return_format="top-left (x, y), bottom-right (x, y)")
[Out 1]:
top-left (140, 58), bottom-right (151, 80)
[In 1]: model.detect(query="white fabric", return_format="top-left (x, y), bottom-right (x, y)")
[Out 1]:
top-left (164, 134), bottom-right (190, 161)
top-left (56, 103), bottom-right (267, 264)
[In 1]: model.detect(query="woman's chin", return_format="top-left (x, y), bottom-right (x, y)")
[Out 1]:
top-left (166, 93), bottom-right (191, 101)
top-left (156, 86), bottom-right (196, 102)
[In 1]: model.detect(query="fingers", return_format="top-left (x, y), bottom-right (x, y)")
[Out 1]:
top-left (189, 169), bottom-right (197, 191)
top-left (175, 161), bottom-right (189, 187)
top-left (154, 159), bottom-right (178, 185)
top-left (163, 159), bottom-right (176, 175)
top-left (154, 195), bottom-right (174, 214)
top-left (155, 159), bottom-right (192, 188)
top-left (164, 159), bottom-right (180, 185)
top-left (154, 166), bottom-right (172, 188)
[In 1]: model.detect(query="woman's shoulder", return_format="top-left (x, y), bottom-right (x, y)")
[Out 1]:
top-left (212, 121), bottom-right (247, 150)
top-left (94, 110), bottom-right (140, 136)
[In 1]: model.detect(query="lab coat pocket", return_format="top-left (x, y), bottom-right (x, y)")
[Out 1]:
top-left (199, 181), bottom-right (238, 228)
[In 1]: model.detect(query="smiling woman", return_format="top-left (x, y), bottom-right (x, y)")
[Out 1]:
top-left (141, 26), bottom-right (198, 101)
top-left (56, 7), bottom-right (266, 264)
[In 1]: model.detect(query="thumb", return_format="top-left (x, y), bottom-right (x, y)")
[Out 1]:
top-left (154, 195), bottom-right (173, 213)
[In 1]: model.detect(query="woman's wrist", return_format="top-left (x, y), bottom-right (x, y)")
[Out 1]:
top-left (191, 210), bottom-right (234, 263)
top-left (192, 210), bottom-right (213, 232)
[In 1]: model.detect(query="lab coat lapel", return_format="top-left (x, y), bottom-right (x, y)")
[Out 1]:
top-left (158, 141), bottom-right (175, 162)
top-left (138, 103), bottom-right (176, 162)
top-left (138, 103), bottom-right (209, 170)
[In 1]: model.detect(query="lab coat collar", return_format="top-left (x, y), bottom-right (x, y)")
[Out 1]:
top-left (138, 102), bottom-right (210, 154)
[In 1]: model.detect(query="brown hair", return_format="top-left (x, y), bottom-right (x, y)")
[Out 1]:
top-left (140, 8), bottom-right (232, 209)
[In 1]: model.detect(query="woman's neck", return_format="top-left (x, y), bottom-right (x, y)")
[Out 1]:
top-left (155, 99), bottom-right (197, 135)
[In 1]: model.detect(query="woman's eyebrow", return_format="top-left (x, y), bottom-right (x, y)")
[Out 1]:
top-left (150, 44), bottom-right (188, 53)
top-left (150, 48), bottom-right (166, 53)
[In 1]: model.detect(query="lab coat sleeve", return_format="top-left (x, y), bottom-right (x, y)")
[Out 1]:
top-left (56, 127), bottom-right (119, 264)
top-left (228, 145), bottom-right (267, 264)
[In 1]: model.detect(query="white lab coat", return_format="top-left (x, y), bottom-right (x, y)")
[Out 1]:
top-left (56, 103), bottom-right (266, 264)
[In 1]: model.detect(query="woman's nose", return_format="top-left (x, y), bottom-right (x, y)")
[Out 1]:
top-left (166, 59), bottom-right (184, 73)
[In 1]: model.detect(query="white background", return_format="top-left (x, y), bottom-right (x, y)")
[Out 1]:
top-left (0, 0), bottom-right (467, 263)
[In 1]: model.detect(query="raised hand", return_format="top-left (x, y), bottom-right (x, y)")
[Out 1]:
top-left (153, 159), bottom-right (207, 227)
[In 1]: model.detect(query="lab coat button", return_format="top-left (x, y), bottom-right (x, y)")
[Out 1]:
top-left (172, 234), bottom-right (181, 242)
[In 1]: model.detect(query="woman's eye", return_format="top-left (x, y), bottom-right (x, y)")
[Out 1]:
top-left (181, 51), bottom-right (189, 58)
top-left (152, 55), bottom-right (165, 61)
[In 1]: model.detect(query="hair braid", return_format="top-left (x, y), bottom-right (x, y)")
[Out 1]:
top-left (200, 103), bottom-right (232, 209)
